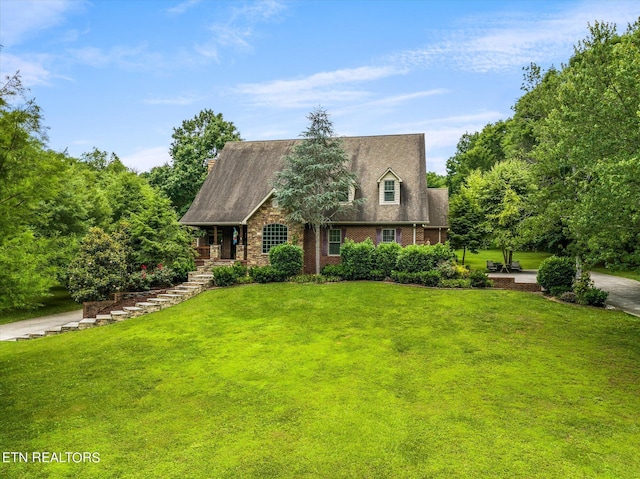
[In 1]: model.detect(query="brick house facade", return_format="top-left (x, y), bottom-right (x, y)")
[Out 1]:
top-left (180, 134), bottom-right (449, 273)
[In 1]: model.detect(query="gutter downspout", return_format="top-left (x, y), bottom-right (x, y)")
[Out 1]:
top-left (412, 224), bottom-right (417, 245)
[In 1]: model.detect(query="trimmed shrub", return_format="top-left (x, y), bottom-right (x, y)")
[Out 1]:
top-left (212, 265), bottom-right (236, 287)
top-left (550, 285), bottom-right (573, 297)
top-left (537, 256), bottom-right (576, 293)
top-left (574, 272), bottom-right (609, 307)
top-left (419, 270), bottom-right (442, 287)
top-left (374, 241), bottom-right (402, 278)
top-left (269, 243), bottom-right (303, 279)
top-left (390, 271), bottom-right (420, 284)
top-left (579, 287), bottom-right (609, 307)
top-left (395, 243), bottom-right (456, 273)
top-left (469, 270), bottom-right (492, 288)
top-left (340, 238), bottom-right (375, 280)
top-left (231, 261), bottom-right (248, 279)
top-left (321, 263), bottom-right (344, 278)
top-left (369, 269), bottom-right (387, 281)
top-left (249, 265), bottom-right (285, 283)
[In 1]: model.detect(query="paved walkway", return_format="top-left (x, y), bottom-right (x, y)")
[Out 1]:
top-left (0, 309), bottom-right (83, 341)
top-left (590, 272), bottom-right (640, 318)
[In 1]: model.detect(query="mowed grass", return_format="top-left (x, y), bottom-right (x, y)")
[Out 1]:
top-left (1, 283), bottom-right (639, 478)
top-left (455, 249), bottom-right (552, 271)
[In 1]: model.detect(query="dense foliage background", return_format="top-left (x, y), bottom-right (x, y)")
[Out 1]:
top-left (446, 20), bottom-right (640, 271)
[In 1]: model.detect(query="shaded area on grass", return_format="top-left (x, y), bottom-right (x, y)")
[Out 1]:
top-left (0, 286), bottom-right (80, 326)
top-left (1, 283), bottom-right (639, 478)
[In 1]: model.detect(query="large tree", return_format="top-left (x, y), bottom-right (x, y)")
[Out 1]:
top-left (273, 108), bottom-right (362, 274)
top-left (146, 109), bottom-right (241, 216)
top-left (530, 20), bottom-right (640, 267)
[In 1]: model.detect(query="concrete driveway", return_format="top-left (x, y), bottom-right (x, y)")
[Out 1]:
top-left (590, 272), bottom-right (640, 318)
top-left (0, 309), bottom-right (83, 341)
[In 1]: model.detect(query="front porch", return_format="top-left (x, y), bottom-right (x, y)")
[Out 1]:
top-left (194, 225), bottom-right (248, 263)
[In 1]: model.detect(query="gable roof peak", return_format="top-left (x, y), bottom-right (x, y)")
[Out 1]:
top-left (377, 167), bottom-right (403, 183)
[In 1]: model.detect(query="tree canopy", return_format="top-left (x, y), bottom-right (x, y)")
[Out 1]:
top-left (446, 19), bottom-right (640, 270)
top-left (145, 109), bottom-right (242, 216)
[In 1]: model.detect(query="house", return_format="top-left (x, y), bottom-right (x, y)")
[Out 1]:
top-left (180, 133), bottom-right (449, 274)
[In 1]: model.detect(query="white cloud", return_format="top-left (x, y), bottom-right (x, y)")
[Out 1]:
top-left (195, 0), bottom-right (287, 61)
top-left (388, 1), bottom-right (640, 73)
top-left (121, 147), bottom-right (171, 172)
top-left (0, 0), bottom-right (83, 47)
top-left (0, 52), bottom-right (58, 86)
top-left (167, 0), bottom-right (202, 16)
top-left (143, 94), bottom-right (202, 106)
top-left (66, 44), bottom-right (163, 71)
top-left (236, 66), bottom-right (407, 108)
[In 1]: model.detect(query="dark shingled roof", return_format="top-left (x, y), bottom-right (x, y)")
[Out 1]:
top-left (180, 133), bottom-right (448, 226)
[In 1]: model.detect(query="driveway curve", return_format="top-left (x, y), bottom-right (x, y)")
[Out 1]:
top-left (590, 272), bottom-right (640, 318)
top-left (0, 309), bottom-right (83, 341)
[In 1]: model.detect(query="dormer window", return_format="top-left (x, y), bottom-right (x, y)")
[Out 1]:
top-left (377, 168), bottom-right (402, 205)
top-left (383, 180), bottom-right (395, 202)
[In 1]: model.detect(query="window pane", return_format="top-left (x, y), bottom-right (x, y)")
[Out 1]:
top-left (328, 229), bottom-right (341, 256)
top-left (384, 180), bottom-right (395, 202)
top-left (262, 223), bottom-right (288, 254)
top-left (382, 229), bottom-right (396, 243)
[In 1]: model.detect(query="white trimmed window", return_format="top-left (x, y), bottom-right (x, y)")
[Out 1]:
top-left (262, 223), bottom-right (288, 254)
top-left (382, 228), bottom-right (396, 243)
top-left (328, 229), bottom-right (342, 255)
top-left (383, 180), bottom-right (395, 202)
top-left (378, 168), bottom-right (402, 205)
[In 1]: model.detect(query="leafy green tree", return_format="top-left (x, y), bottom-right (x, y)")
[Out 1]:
top-left (67, 228), bottom-right (128, 303)
top-left (146, 109), bottom-right (241, 216)
top-left (446, 120), bottom-right (509, 194)
top-left (448, 186), bottom-right (487, 265)
top-left (0, 73), bottom-right (61, 310)
top-left (530, 20), bottom-right (640, 267)
top-left (273, 108), bottom-right (363, 274)
top-left (119, 191), bottom-right (195, 280)
top-left (426, 171), bottom-right (447, 188)
top-left (465, 160), bottom-right (536, 266)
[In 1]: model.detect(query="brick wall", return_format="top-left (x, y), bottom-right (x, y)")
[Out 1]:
top-left (490, 277), bottom-right (541, 292)
top-left (303, 225), bottom-right (441, 274)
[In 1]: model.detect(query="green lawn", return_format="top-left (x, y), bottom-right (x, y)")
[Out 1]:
top-left (455, 248), bottom-right (552, 271)
top-left (1, 282), bottom-right (639, 478)
top-left (0, 286), bottom-right (81, 326)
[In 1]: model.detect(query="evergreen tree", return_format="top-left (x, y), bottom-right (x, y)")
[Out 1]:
top-left (273, 108), bottom-right (363, 274)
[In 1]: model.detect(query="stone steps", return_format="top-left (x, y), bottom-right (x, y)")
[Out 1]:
top-left (3, 271), bottom-right (212, 342)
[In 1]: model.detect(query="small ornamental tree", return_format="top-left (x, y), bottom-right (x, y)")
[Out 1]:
top-left (273, 108), bottom-right (363, 274)
top-left (67, 228), bottom-right (128, 302)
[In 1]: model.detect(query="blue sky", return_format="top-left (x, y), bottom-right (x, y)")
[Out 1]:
top-left (2, 1), bottom-right (639, 174)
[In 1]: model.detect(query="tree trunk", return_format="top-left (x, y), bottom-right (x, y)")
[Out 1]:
top-left (461, 246), bottom-right (466, 265)
top-left (315, 223), bottom-right (321, 275)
